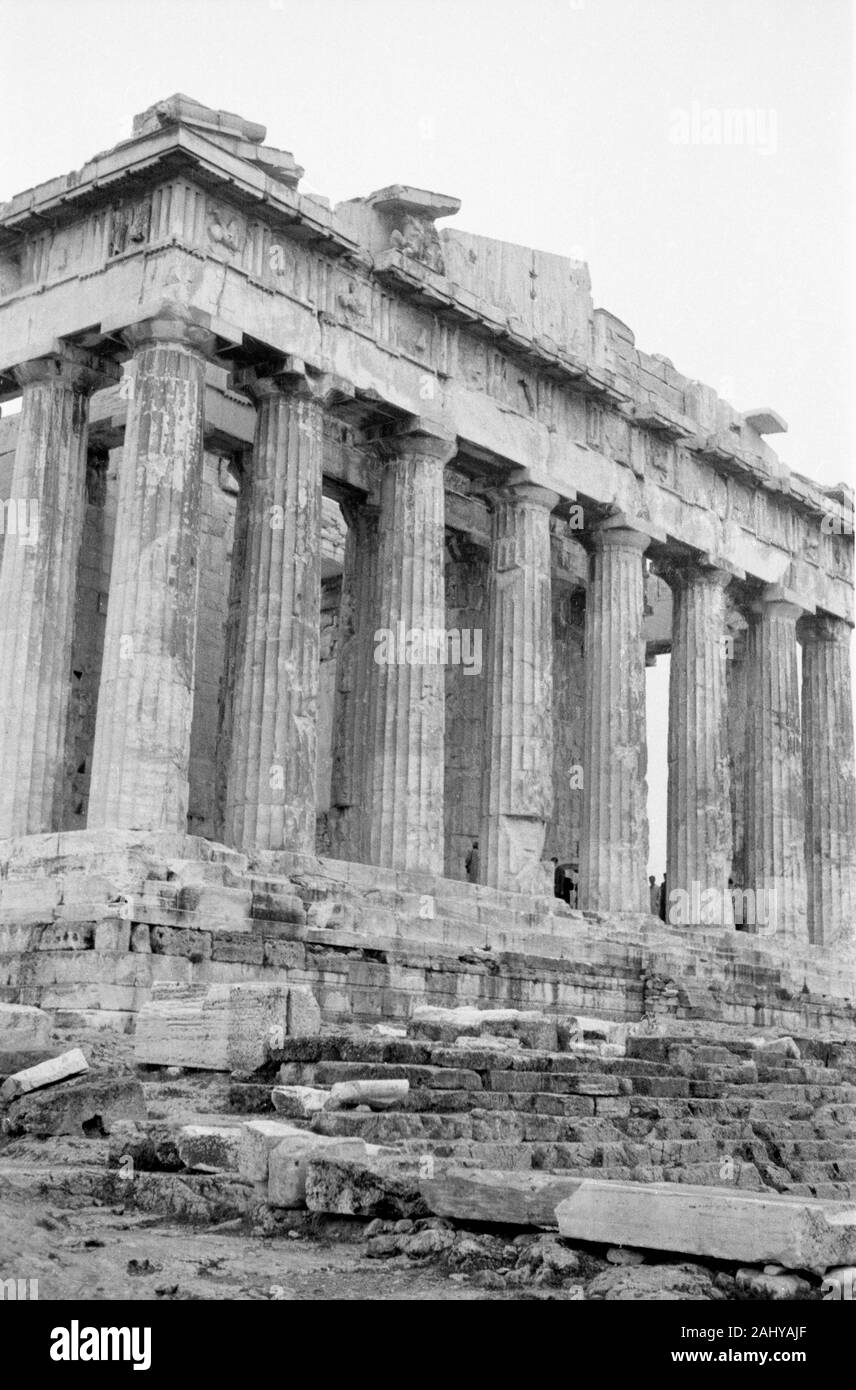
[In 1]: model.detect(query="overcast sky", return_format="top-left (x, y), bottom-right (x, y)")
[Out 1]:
top-left (1, 0), bottom-right (852, 874)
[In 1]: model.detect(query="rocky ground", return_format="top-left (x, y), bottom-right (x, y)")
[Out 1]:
top-left (0, 1163), bottom-right (771, 1301)
top-left (0, 1009), bottom-right (847, 1301)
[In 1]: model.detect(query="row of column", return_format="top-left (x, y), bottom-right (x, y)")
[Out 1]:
top-left (0, 322), bottom-right (853, 950)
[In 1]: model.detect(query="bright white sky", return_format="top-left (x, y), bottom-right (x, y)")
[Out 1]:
top-left (1, 0), bottom-right (853, 874)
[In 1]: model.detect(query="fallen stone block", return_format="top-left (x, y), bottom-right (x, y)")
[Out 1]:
top-left (268, 1133), bottom-right (367, 1208)
top-left (240, 1119), bottom-right (307, 1182)
top-left (556, 1180), bottom-right (856, 1276)
top-left (409, 1005), bottom-right (558, 1051)
top-left (559, 1015), bottom-right (626, 1049)
top-left (0, 1002), bottom-right (52, 1052)
top-left (327, 1079), bottom-right (409, 1111)
top-left (305, 1151), bottom-right (429, 1219)
top-left (0, 1047), bottom-right (89, 1104)
top-left (134, 983), bottom-right (290, 1071)
top-left (736, 1268), bottom-right (812, 1299)
top-left (2, 1074), bottom-right (146, 1136)
top-left (751, 1035), bottom-right (801, 1059)
top-left (177, 1124), bottom-right (243, 1174)
top-left (420, 1168), bottom-right (584, 1228)
top-left (271, 1085), bottom-right (330, 1119)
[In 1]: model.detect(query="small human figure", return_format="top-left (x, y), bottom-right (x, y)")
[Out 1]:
top-left (465, 839), bottom-right (480, 883)
top-left (658, 874), bottom-right (668, 922)
top-left (565, 866), bottom-right (579, 909)
top-left (648, 873), bottom-right (660, 915)
top-left (729, 878), bottom-right (745, 929)
top-left (552, 856), bottom-right (565, 900)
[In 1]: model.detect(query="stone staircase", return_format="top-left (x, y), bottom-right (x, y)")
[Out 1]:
top-left (214, 1030), bottom-right (856, 1200)
top-left (3, 832), bottom-right (856, 1037)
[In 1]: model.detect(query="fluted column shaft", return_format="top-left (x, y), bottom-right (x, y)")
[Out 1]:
top-left (744, 592), bottom-right (807, 940)
top-left (88, 315), bottom-right (211, 832)
top-left (665, 563), bottom-right (733, 924)
top-left (365, 430), bottom-right (456, 873)
top-left (579, 524), bottom-right (649, 912)
top-left (479, 484), bottom-right (558, 891)
top-left (224, 369), bottom-right (324, 853)
top-left (0, 347), bottom-right (116, 838)
top-left (329, 501), bottom-right (381, 861)
top-left (726, 626), bottom-right (748, 887)
top-left (799, 615), bottom-right (856, 947)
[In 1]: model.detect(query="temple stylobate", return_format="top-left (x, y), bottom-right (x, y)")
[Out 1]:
top-left (0, 94), bottom-right (853, 981)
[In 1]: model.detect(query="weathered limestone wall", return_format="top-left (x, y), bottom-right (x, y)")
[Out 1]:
top-left (1, 833), bottom-right (854, 1036)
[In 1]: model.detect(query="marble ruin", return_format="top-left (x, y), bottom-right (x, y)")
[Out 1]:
top-left (0, 95), bottom-right (854, 1035)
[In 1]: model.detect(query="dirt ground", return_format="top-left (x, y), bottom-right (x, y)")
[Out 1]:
top-left (0, 1178), bottom-right (512, 1301)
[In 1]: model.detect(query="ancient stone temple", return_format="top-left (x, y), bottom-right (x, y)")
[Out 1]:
top-left (0, 95), bottom-right (854, 1034)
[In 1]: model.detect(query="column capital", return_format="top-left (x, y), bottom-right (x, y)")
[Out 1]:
top-left (123, 311), bottom-right (218, 357)
top-left (231, 356), bottom-right (352, 407)
top-left (750, 585), bottom-right (808, 622)
top-left (340, 496), bottom-right (381, 532)
top-left (13, 342), bottom-right (120, 394)
top-left (797, 612), bottom-right (853, 647)
top-left (591, 520), bottom-right (650, 554)
top-left (652, 555), bottom-right (734, 592)
top-left (380, 422), bottom-right (458, 467)
top-left (486, 482), bottom-right (559, 513)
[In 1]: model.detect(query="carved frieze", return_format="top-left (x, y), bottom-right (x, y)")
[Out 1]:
top-left (108, 197), bottom-right (152, 258)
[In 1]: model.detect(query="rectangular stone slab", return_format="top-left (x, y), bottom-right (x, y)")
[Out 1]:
top-left (556, 1180), bottom-right (856, 1275)
top-left (0, 1047), bottom-right (89, 1103)
top-left (420, 1168), bottom-right (584, 1228)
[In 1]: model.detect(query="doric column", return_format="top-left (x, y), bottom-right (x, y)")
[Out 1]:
top-left (579, 523), bottom-right (650, 913)
top-left (726, 618), bottom-right (748, 888)
top-left (364, 427), bottom-right (456, 874)
top-left (663, 561), bottom-right (733, 925)
top-left (0, 345), bottom-right (117, 839)
top-left (223, 366), bottom-right (326, 854)
top-left (799, 614), bottom-right (856, 947)
top-left (744, 589), bottom-right (807, 941)
top-left (479, 483), bottom-right (558, 892)
top-left (328, 500), bottom-right (381, 861)
top-left (87, 314), bottom-right (212, 832)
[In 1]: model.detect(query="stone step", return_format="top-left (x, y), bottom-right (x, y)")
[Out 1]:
top-left (279, 1061), bottom-right (484, 1091)
top-left (688, 1080), bottom-right (856, 1102)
